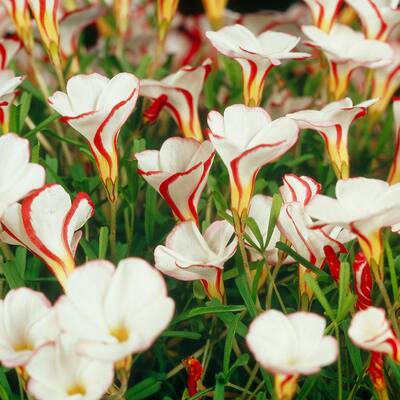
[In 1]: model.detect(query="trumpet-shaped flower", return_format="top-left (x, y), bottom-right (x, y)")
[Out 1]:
top-left (202, 0), bottom-right (228, 29)
top-left (345, 0), bottom-right (400, 41)
top-left (0, 70), bottom-right (24, 132)
top-left (287, 97), bottom-right (377, 179)
top-left (0, 38), bottom-right (21, 69)
top-left (26, 335), bottom-right (114, 400)
top-left (353, 252), bottom-right (372, 310)
top-left (206, 24), bottom-right (309, 106)
top-left (157, 0), bottom-right (179, 44)
top-left (154, 220), bottom-right (237, 302)
top-left (303, 0), bottom-right (343, 32)
top-left (0, 288), bottom-right (58, 368)
top-left (0, 133), bottom-right (45, 217)
top-left (28, 0), bottom-right (61, 67)
top-left (370, 42), bottom-right (400, 118)
top-left (59, 4), bottom-right (106, 59)
top-left (55, 258), bottom-right (175, 362)
top-left (207, 105), bottom-right (298, 218)
top-left (388, 97), bottom-right (400, 184)
top-left (245, 194), bottom-right (282, 263)
top-left (278, 174), bottom-right (352, 298)
top-left (349, 307), bottom-right (400, 361)
top-left (48, 73), bottom-right (140, 202)
top-left (135, 138), bottom-right (214, 223)
top-left (3, 0), bottom-right (34, 52)
top-left (303, 24), bottom-right (393, 99)
top-left (0, 184), bottom-right (94, 288)
top-left (246, 310), bottom-right (337, 399)
top-left (140, 59), bottom-right (211, 141)
top-left (305, 177), bottom-right (400, 278)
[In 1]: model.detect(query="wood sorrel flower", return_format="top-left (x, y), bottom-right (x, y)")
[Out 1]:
top-left (278, 174), bottom-right (352, 300)
top-left (0, 184), bottom-right (94, 288)
top-left (287, 97), bottom-right (377, 179)
top-left (303, 0), bottom-right (343, 32)
top-left (206, 24), bottom-right (309, 106)
top-left (345, 0), bottom-right (400, 41)
top-left (370, 42), bottom-right (400, 118)
top-left (353, 251), bottom-right (372, 310)
top-left (0, 71), bottom-right (25, 132)
top-left (303, 23), bottom-right (393, 99)
top-left (349, 307), bottom-right (400, 362)
top-left (202, 0), bottom-right (228, 29)
top-left (55, 258), bottom-right (175, 362)
top-left (140, 59), bottom-right (211, 141)
top-left (157, 0), bottom-right (179, 45)
top-left (59, 4), bottom-right (106, 59)
top-left (305, 177), bottom-right (400, 279)
top-left (28, 0), bottom-right (62, 68)
top-left (0, 37), bottom-right (21, 69)
top-left (48, 72), bottom-right (140, 202)
top-left (135, 137), bottom-right (214, 223)
top-left (26, 335), bottom-right (114, 400)
top-left (246, 310), bottom-right (337, 400)
top-left (388, 97), bottom-right (400, 184)
top-left (0, 288), bottom-right (58, 368)
top-left (3, 0), bottom-right (34, 53)
top-left (154, 220), bottom-right (237, 302)
top-left (0, 133), bottom-right (45, 217)
top-left (207, 104), bottom-right (298, 219)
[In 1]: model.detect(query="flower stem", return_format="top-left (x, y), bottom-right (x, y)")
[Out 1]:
top-left (334, 324), bottom-right (343, 400)
top-left (109, 199), bottom-right (118, 262)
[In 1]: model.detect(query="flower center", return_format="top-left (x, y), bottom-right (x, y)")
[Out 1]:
top-left (67, 384), bottom-right (86, 395)
top-left (13, 341), bottom-right (33, 352)
top-left (110, 325), bottom-right (130, 343)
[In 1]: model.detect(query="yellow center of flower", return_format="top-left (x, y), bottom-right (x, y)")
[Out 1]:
top-left (13, 341), bottom-right (33, 352)
top-left (67, 384), bottom-right (86, 396)
top-left (110, 325), bottom-right (130, 343)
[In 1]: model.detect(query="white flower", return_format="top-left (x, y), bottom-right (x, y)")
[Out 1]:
top-left (0, 37), bottom-right (21, 69)
top-left (345, 0), bottom-right (400, 41)
top-left (48, 72), bottom-right (140, 202)
top-left (0, 133), bottom-right (45, 218)
top-left (0, 184), bottom-right (94, 288)
top-left (135, 137), bottom-right (214, 223)
top-left (0, 288), bottom-right (58, 368)
top-left (302, 23), bottom-right (393, 99)
top-left (140, 59), bottom-right (211, 141)
top-left (26, 335), bottom-right (114, 400)
top-left (306, 177), bottom-right (400, 276)
top-left (287, 97), bottom-right (377, 178)
top-left (55, 258), bottom-right (175, 362)
top-left (246, 309), bottom-right (337, 399)
top-left (348, 307), bottom-right (400, 361)
top-left (207, 104), bottom-right (298, 217)
top-left (206, 24), bottom-right (309, 105)
top-left (154, 220), bottom-right (237, 302)
top-left (303, 0), bottom-right (343, 31)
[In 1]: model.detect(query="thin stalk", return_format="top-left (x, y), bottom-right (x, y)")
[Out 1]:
top-left (240, 364), bottom-right (260, 399)
top-left (335, 324), bottom-right (343, 400)
top-left (109, 199), bottom-right (119, 262)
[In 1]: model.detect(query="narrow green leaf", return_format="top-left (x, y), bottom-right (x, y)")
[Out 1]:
top-left (3, 261), bottom-right (24, 288)
top-left (245, 217), bottom-right (264, 249)
top-left (144, 185), bottom-right (157, 244)
top-left (19, 92), bottom-right (32, 131)
top-left (213, 373), bottom-right (225, 400)
top-left (223, 314), bottom-right (240, 376)
top-left (264, 193), bottom-right (282, 250)
top-left (385, 236), bottom-right (398, 301)
top-left (161, 330), bottom-right (202, 340)
top-left (172, 305), bottom-right (246, 324)
top-left (24, 113), bottom-right (60, 139)
top-left (98, 226), bottom-right (109, 259)
top-left (235, 275), bottom-right (258, 318)
top-left (304, 274), bottom-right (335, 320)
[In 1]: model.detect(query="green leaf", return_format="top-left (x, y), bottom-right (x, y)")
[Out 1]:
top-left (144, 185), bottom-right (157, 244)
top-left (385, 236), bottom-right (398, 301)
top-left (172, 304), bottom-right (246, 324)
top-left (304, 274), bottom-right (335, 320)
top-left (24, 113), bottom-right (60, 139)
top-left (264, 193), bottom-right (282, 250)
top-left (223, 314), bottom-right (240, 376)
top-left (226, 353), bottom-right (250, 380)
top-left (126, 378), bottom-right (162, 400)
top-left (245, 217), bottom-right (264, 249)
top-left (213, 373), bottom-right (225, 400)
top-left (188, 387), bottom-right (214, 400)
top-left (14, 248), bottom-right (26, 278)
top-left (98, 226), bottom-right (109, 259)
top-left (235, 275), bottom-right (258, 318)
top-left (2, 261), bottom-right (24, 288)
top-left (275, 241), bottom-right (330, 279)
top-left (19, 92), bottom-right (32, 131)
top-left (161, 330), bottom-right (202, 340)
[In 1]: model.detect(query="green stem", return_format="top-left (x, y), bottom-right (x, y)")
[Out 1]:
top-left (109, 199), bottom-right (118, 262)
top-left (335, 324), bottom-right (343, 400)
